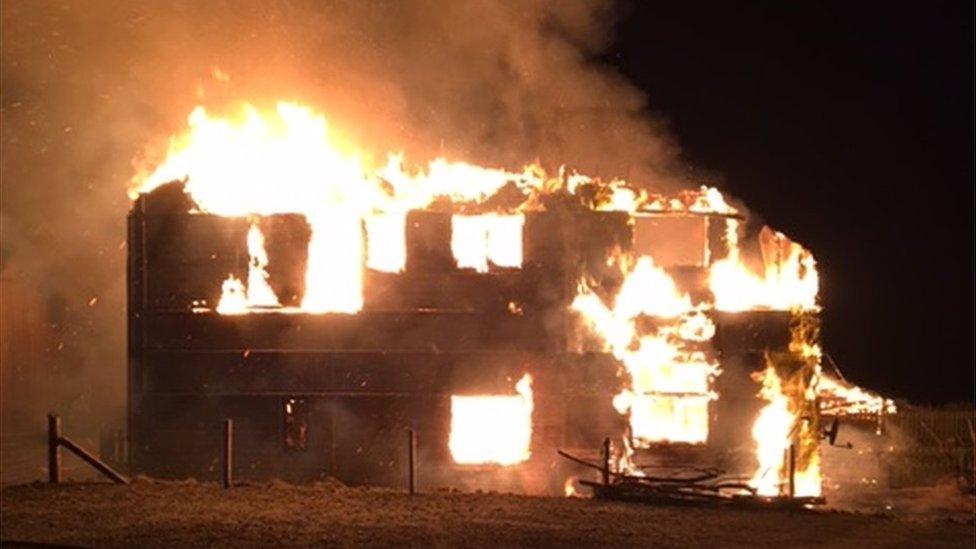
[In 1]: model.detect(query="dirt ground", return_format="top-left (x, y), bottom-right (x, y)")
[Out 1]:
top-left (1, 479), bottom-right (973, 548)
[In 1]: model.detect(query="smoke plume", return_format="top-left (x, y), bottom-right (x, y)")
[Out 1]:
top-left (0, 0), bottom-right (685, 480)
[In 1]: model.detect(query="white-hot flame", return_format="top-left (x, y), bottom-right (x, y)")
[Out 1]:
top-left (572, 256), bottom-right (718, 446)
top-left (135, 102), bottom-right (745, 317)
top-left (138, 103), bottom-right (372, 216)
top-left (448, 374), bottom-right (533, 465)
top-left (451, 214), bottom-right (525, 273)
top-left (301, 211), bottom-right (364, 313)
top-left (136, 103), bottom-right (554, 314)
top-left (216, 275), bottom-right (248, 315)
top-left (750, 357), bottom-right (822, 498)
top-left (245, 223), bottom-right (281, 308)
top-left (710, 221), bottom-right (819, 312)
top-left (364, 212), bottom-right (407, 273)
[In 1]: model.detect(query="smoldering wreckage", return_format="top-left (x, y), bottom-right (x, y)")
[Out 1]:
top-left (48, 101), bottom-right (968, 511)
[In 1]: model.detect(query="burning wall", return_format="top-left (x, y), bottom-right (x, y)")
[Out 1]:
top-left (128, 190), bottom-right (632, 487)
top-left (126, 101), bottom-right (892, 497)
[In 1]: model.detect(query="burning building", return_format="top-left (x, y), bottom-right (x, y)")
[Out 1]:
top-left (127, 102), bottom-right (890, 497)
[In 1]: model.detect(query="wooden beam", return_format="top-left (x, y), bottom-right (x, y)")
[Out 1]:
top-left (48, 414), bottom-right (61, 484)
top-left (58, 435), bottom-right (128, 485)
top-left (223, 419), bottom-right (233, 488)
top-left (407, 429), bottom-right (417, 495)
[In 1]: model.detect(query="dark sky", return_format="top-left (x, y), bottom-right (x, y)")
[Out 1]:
top-left (604, 2), bottom-right (974, 404)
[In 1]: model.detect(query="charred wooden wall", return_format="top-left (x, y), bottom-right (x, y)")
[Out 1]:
top-left (127, 185), bottom-right (804, 489)
top-left (127, 189), bottom-right (632, 489)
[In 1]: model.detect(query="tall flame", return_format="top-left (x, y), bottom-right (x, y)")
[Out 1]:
top-left (750, 313), bottom-right (825, 498)
top-left (749, 361), bottom-right (823, 498)
top-left (134, 102), bottom-right (749, 316)
top-left (136, 103), bottom-right (552, 313)
top-left (750, 364), bottom-right (794, 496)
top-left (301, 211), bottom-right (364, 313)
top-left (139, 103), bottom-right (378, 313)
top-left (138, 103), bottom-right (373, 215)
top-left (216, 222), bottom-right (280, 313)
top-left (245, 222), bottom-right (281, 308)
top-left (572, 256), bottom-right (718, 446)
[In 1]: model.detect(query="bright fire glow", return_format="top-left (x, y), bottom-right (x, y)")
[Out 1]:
top-left (138, 102), bottom-right (375, 313)
top-left (572, 256), bottom-right (718, 446)
top-left (448, 374), bottom-right (533, 465)
top-left (216, 222), bottom-right (282, 313)
top-left (818, 374), bottom-right (896, 415)
top-left (451, 214), bottom-right (524, 272)
top-left (245, 222), bottom-right (281, 308)
top-left (749, 365), bottom-right (822, 498)
top-left (301, 211), bottom-right (364, 313)
top-left (133, 98), bottom-right (893, 499)
top-left (564, 477), bottom-right (584, 498)
top-left (621, 393), bottom-right (712, 444)
top-left (216, 275), bottom-right (247, 314)
top-left (136, 103), bottom-right (549, 314)
top-left (138, 103), bottom-right (372, 216)
top-left (377, 154), bottom-right (544, 208)
top-left (365, 212), bottom-right (407, 273)
top-left (709, 221), bottom-right (819, 312)
top-left (750, 365), bottom-right (794, 496)
top-left (134, 102), bottom-right (743, 316)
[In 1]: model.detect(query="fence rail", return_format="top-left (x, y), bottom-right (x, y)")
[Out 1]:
top-left (48, 414), bottom-right (128, 485)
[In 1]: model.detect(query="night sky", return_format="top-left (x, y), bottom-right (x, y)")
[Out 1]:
top-left (604, 2), bottom-right (974, 404)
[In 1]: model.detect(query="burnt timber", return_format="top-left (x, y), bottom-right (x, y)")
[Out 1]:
top-left (127, 183), bottom-right (814, 491)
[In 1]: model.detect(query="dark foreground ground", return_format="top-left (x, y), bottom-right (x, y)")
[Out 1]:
top-left (1, 479), bottom-right (973, 548)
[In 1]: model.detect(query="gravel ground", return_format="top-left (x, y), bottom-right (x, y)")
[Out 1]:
top-left (1, 479), bottom-right (973, 548)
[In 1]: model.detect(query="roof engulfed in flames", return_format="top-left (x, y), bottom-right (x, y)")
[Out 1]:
top-left (133, 101), bottom-right (738, 218)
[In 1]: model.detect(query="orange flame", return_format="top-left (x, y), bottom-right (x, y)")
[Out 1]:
top-left (572, 256), bottom-right (718, 446)
top-left (750, 365), bottom-right (794, 496)
top-left (818, 374), bottom-right (896, 415)
top-left (709, 221), bottom-right (819, 312)
top-left (134, 102), bottom-right (745, 316)
top-left (749, 313), bottom-right (826, 498)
